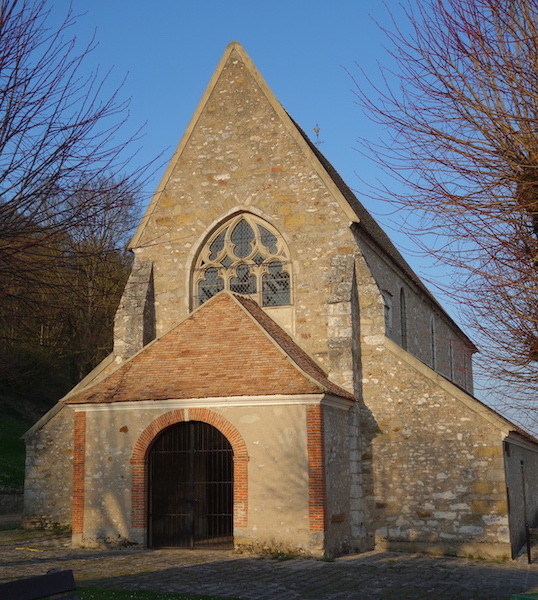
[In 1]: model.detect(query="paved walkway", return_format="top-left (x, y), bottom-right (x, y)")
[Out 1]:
top-left (2, 519), bottom-right (538, 599)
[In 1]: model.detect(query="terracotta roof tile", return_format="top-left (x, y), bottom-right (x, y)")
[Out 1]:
top-left (64, 292), bottom-right (355, 405)
top-left (233, 295), bottom-right (354, 400)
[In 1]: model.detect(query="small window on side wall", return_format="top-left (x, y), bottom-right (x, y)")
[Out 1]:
top-left (400, 288), bottom-right (408, 350)
top-left (430, 315), bottom-right (436, 370)
top-left (381, 290), bottom-right (393, 331)
top-left (193, 214), bottom-right (292, 308)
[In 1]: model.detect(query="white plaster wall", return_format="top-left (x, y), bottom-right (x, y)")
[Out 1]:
top-left (79, 401), bottom-right (314, 553)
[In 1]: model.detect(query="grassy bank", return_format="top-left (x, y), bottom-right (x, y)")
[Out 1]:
top-left (0, 414), bottom-right (27, 489)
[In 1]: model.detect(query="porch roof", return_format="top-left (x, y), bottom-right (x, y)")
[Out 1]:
top-left (64, 292), bottom-right (355, 405)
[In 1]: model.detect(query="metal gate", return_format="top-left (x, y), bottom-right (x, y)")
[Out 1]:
top-left (148, 421), bottom-right (233, 548)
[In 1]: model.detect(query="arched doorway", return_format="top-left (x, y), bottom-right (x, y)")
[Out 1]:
top-left (148, 421), bottom-right (233, 548)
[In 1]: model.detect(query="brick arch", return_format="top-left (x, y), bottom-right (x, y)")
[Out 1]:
top-left (130, 408), bottom-right (248, 531)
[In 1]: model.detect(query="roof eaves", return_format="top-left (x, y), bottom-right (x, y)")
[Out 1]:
top-left (231, 294), bottom-right (356, 401)
top-left (290, 116), bottom-right (476, 351)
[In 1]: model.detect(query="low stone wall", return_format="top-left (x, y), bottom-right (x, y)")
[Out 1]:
top-left (0, 489), bottom-right (23, 514)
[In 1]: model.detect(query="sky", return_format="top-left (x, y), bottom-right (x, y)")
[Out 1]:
top-left (54, 0), bottom-right (446, 293)
top-left (53, 0), bottom-right (396, 233)
top-left (46, 0), bottom-right (511, 413)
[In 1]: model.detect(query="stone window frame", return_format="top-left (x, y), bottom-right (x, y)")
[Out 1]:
top-left (193, 213), bottom-right (292, 308)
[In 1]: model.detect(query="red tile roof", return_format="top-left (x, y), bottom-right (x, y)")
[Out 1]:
top-left (64, 292), bottom-right (355, 404)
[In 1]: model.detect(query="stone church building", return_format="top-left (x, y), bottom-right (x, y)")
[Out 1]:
top-left (24, 42), bottom-right (538, 559)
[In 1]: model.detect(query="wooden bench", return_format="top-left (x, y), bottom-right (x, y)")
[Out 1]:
top-left (0, 569), bottom-right (79, 600)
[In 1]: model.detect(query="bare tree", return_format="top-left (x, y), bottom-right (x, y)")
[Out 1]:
top-left (0, 0), bottom-right (147, 302)
top-left (0, 1), bottom-right (151, 403)
top-left (353, 0), bottom-right (538, 414)
top-left (52, 178), bottom-right (138, 380)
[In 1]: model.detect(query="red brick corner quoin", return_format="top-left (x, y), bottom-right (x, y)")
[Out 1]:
top-left (130, 408), bottom-right (249, 531)
top-left (306, 404), bottom-right (326, 532)
top-left (72, 411), bottom-right (87, 536)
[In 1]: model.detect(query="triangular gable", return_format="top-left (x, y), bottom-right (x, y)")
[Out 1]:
top-left (64, 292), bottom-right (354, 404)
top-left (129, 41), bottom-right (359, 249)
top-left (127, 41), bottom-right (472, 349)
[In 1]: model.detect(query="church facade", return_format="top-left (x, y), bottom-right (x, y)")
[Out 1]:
top-left (23, 42), bottom-right (538, 559)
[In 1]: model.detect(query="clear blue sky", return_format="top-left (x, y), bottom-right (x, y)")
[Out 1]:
top-left (57, 0), bottom-right (392, 221)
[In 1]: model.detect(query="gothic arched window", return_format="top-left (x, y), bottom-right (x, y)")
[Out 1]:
top-left (194, 214), bottom-right (291, 307)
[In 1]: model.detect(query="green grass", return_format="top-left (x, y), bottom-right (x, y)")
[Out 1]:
top-left (0, 414), bottom-right (28, 489)
top-left (78, 589), bottom-right (245, 600)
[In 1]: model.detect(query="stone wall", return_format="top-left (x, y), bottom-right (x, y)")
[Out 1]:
top-left (23, 405), bottom-right (74, 529)
top-left (363, 340), bottom-right (512, 558)
top-left (113, 260), bottom-right (155, 361)
top-left (323, 402), bottom-right (353, 556)
top-left (354, 232), bottom-right (474, 394)
top-left (352, 249), bottom-right (512, 558)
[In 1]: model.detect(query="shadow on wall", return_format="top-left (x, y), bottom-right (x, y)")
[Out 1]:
top-left (358, 399), bottom-right (380, 553)
top-left (91, 489), bottom-right (133, 548)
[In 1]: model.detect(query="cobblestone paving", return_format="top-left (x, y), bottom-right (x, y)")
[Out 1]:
top-left (2, 524), bottom-right (538, 599)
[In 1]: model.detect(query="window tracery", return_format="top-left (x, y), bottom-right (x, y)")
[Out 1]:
top-left (194, 214), bottom-right (291, 307)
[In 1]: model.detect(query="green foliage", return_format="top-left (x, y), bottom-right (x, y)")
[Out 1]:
top-left (0, 414), bottom-right (27, 489)
top-left (78, 589), bottom-right (244, 600)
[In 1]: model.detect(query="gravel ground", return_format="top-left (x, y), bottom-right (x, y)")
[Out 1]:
top-left (2, 519), bottom-right (538, 599)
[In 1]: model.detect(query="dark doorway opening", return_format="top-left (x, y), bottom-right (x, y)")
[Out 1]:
top-left (148, 421), bottom-right (233, 548)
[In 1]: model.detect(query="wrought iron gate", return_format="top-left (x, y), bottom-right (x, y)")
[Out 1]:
top-left (148, 421), bottom-right (233, 548)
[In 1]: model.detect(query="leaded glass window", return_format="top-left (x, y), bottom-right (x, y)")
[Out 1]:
top-left (230, 219), bottom-right (254, 258)
top-left (230, 264), bottom-right (256, 295)
top-left (198, 267), bottom-right (224, 304)
top-left (194, 214), bottom-right (291, 307)
top-left (262, 262), bottom-right (290, 306)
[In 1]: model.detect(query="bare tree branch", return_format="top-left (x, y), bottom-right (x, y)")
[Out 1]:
top-left (0, 0), bottom-right (153, 401)
top-left (353, 0), bottom-right (538, 411)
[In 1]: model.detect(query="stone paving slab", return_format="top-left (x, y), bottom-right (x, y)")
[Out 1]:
top-left (2, 527), bottom-right (538, 599)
